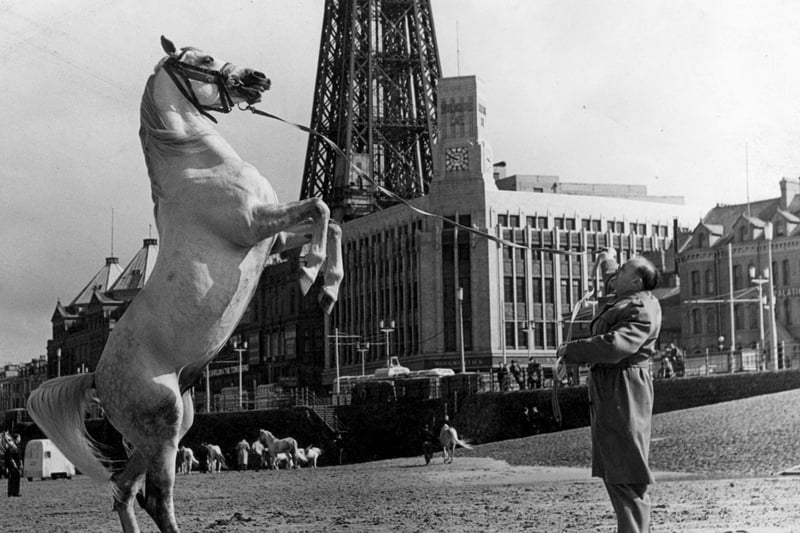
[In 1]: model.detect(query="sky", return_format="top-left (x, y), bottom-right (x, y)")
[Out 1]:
top-left (3, 0), bottom-right (800, 365)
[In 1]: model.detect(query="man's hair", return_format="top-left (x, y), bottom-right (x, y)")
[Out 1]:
top-left (634, 257), bottom-right (660, 290)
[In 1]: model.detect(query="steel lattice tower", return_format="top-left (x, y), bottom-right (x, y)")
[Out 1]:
top-left (300, 0), bottom-right (441, 220)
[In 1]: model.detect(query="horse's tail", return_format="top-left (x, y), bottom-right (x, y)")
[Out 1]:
top-left (453, 432), bottom-right (473, 450)
top-left (27, 373), bottom-right (112, 483)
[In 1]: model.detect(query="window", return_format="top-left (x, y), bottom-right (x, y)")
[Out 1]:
top-left (498, 214), bottom-right (508, 226)
top-left (691, 271), bottom-right (701, 296)
top-left (509, 215), bottom-right (520, 227)
top-left (581, 219), bottom-right (591, 230)
top-left (748, 304), bottom-right (759, 330)
top-left (704, 269), bottom-right (714, 295)
top-left (739, 225), bottom-right (748, 242)
top-left (554, 217), bottom-right (565, 229)
top-left (697, 233), bottom-right (706, 248)
top-left (782, 260), bottom-right (790, 286)
top-left (616, 222), bottom-right (625, 233)
top-left (537, 217), bottom-right (548, 229)
top-left (565, 218), bottom-right (576, 230)
top-left (784, 299), bottom-right (793, 325)
top-left (592, 220), bottom-right (601, 231)
top-left (691, 308), bottom-right (701, 335)
top-left (705, 308), bottom-right (715, 333)
top-left (734, 305), bottom-right (743, 329)
top-left (651, 225), bottom-right (661, 236)
top-left (526, 216), bottom-right (536, 228)
top-left (733, 265), bottom-right (743, 290)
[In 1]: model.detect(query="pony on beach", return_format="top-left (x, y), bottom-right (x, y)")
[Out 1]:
top-left (203, 443), bottom-right (226, 473)
top-left (302, 446), bottom-right (322, 468)
top-left (176, 446), bottom-right (198, 475)
top-left (439, 424), bottom-right (472, 464)
top-left (27, 36), bottom-right (342, 533)
top-left (259, 429), bottom-right (299, 470)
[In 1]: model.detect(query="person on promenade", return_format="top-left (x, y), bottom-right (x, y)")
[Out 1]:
top-left (496, 363), bottom-right (509, 392)
top-left (509, 360), bottom-right (524, 389)
top-left (235, 438), bottom-right (251, 471)
top-left (527, 357), bottom-right (542, 389)
top-left (5, 433), bottom-right (22, 497)
top-left (556, 251), bottom-right (662, 533)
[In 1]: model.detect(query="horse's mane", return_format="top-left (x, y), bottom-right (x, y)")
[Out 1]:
top-left (139, 59), bottom-right (214, 203)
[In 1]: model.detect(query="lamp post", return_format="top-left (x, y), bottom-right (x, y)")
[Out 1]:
top-left (205, 366), bottom-right (211, 413)
top-left (749, 265), bottom-right (768, 371)
top-left (457, 287), bottom-right (465, 373)
top-left (357, 342), bottom-right (370, 376)
top-left (764, 222), bottom-right (779, 369)
top-left (56, 348), bottom-right (61, 378)
top-left (233, 339), bottom-right (248, 410)
top-left (379, 319), bottom-right (395, 368)
top-left (717, 335), bottom-right (725, 371)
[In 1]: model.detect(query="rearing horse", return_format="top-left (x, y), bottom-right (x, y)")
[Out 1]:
top-left (28, 36), bottom-right (342, 533)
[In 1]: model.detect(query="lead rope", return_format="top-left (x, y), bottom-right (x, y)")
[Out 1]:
top-left (552, 288), bottom-right (595, 426)
top-left (240, 104), bottom-right (584, 256)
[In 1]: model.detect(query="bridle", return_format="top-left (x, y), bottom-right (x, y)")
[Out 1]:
top-left (161, 54), bottom-right (236, 123)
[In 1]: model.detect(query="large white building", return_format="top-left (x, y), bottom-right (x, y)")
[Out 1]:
top-left (324, 76), bottom-right (698, 383)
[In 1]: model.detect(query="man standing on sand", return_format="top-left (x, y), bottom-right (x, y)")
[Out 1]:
top-left (556, 250), bottom-right (662, 533)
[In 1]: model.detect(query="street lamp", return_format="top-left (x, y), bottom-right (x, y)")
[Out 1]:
top-left (457, 287), bottom-right (465, 373)
top-left (233, 338), bottom-right (248, 410)
top-left (56, 348), bottom-right (61, 378)
top-left (379, 320), bottom-right (395, 368)
top-left (357, 342), bottom-right (370, 376)
top-left (749, 265), bottom-right (768, 370)
top-left (764, 222), bottom-right (779, 369)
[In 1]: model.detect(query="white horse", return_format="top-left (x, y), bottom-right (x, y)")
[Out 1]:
top-left (204, 443), bottom-right (226, 473)
top-left (273, 452), bottom-right (292, 469)
top-left (439, 424), bottom-right (472, 464)
top-left (259, 429), bottom-right (299, 470)
top-left (27, 36), bottom-right (342, 533)
top-left (303, 446), bottom-right (322, 468)
top-left (176, 446), bottom-right (198, 474)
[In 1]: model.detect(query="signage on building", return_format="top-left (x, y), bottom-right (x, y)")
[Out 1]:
top-left (775, 287), bottom-right (800, 297)
top-left (208, 364), bottom-right (249, 378)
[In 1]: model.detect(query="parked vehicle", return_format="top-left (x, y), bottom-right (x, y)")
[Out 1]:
top-left (24, 439), bottom-right (75, 481)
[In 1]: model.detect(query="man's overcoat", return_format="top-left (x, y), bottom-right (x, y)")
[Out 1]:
top-left (561, 288), bottom-right (661, 485)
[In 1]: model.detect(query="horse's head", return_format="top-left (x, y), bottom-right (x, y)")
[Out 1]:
top-left (1, 431), bottom-right (18, 454)
top-left (159, 36), bottom-right (271, 120)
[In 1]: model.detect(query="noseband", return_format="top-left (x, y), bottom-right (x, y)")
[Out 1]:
top-left (162, 56), bottom-right (235, 123)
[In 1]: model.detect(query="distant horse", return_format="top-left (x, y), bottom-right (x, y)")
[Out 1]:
top-left (259, 429), bottom-right (299, 470)
top-left (27, 36), bottom-right (342, 533)
top-left (273, 452), bottom-right (292, 469)
top-left (176, 446), bottom-right (198, 474)
top-left (203, 443), bottom-right (226, 473)
top-left (439, 424), bottom-right (472, 464)
top-left (303, 446), bottom-right (322, 468)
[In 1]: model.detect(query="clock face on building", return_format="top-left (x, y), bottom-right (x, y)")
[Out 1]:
top-left (445, 146), bottom-right (469, 171)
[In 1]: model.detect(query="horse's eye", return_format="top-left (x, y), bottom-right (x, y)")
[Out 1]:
top-left (204, 56), bottom-right (214, 65)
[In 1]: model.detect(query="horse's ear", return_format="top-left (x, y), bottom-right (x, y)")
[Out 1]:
top-left (161, 35), bottom-right (177, 55)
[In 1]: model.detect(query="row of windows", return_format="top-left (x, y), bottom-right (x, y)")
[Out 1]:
top-left (497, 214), bottom-right (669, 237)
top-left (689, 259), bottom-right (797, 296)
top-left (689, 300), bottom-right (795, 335)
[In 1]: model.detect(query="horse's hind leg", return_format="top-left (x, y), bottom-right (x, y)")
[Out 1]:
top-left (135, 443), bottom-right (180, 533)
top-left (111, 451), bottom-right (148, 533)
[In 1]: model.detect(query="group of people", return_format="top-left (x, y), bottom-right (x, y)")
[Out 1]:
top-left (495, 357), bottom-right (544, 391)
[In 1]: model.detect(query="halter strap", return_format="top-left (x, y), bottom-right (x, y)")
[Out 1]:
top-left (162, 56), bottom-right (234, 124)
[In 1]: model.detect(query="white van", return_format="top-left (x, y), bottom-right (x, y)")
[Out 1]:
top-left (24, 439), bottom-right (76, 481)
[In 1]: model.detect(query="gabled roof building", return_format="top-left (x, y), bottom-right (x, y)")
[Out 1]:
top-left (676, 178), bottom-right (800, 368)
top-left (47, 239), bottom-right (158, 378)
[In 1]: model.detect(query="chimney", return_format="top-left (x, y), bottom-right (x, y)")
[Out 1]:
top-left (779, 177), bottom-right (800, 209)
